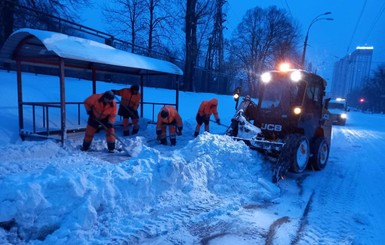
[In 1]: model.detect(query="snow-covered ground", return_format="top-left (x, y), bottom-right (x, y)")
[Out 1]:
top-left (1, 70), bottom-right (385, 244)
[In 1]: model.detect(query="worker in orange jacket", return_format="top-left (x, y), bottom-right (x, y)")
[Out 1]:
top-left (81, 91), bottom-right (117, 152)
top-left (156, 106), bottom-right (183, 145)
top-left (112, 84), bottom-right (141, 136)
top-left (194, 98), bottom-right (220, 137)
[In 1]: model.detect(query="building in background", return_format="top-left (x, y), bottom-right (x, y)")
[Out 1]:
top-left (331, 46), bottom-right (373, 98)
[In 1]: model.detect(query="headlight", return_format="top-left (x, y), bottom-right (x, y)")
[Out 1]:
top-left (279, 63), bottom-right (291, 72)
top-left (261, 72), bottom-right (272, 83)
top-left (340, 113), bottom-right (347, 119)
top-left (290, 70), bottom-right (302, 82)
top-left (293, 107), bottom-right (302, 115)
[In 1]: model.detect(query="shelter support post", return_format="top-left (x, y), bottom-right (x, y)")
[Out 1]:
top-left (92, 68), bottom-right (96, 94)
top-left (175, 75), bottom-right (180, 111)
top-left (17, 60), bottom-right (24, 135)
top-left (59, 58), bottom-right (66, 144)
top-left (140, 75), bottom-right (144, 117)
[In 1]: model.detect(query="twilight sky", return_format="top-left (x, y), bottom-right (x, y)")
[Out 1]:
top-left (225, 0), bottom-right (385, 81)
top-left (82, 0), bottom-right (385, 81)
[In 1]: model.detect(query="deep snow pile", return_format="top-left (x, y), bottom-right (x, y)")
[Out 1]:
top-left (0, 130), bottom-right (279, 244)
top-left (0, 69), bottom-right (281, 244)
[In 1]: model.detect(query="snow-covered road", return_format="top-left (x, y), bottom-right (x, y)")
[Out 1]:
top-left (294, 112), bottom-right (385, 244)
top-left (142, 111), bottom-right (385, 245)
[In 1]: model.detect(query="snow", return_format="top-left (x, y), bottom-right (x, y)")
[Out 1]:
top-left (3, 28), bottom-right (183, 76)
top-left (1, 68), bottom-right (385, 245)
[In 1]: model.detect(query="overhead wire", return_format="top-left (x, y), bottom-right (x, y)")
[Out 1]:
top-left (363, 1), bottom-right (385, 43)
top-left (346, 0), bottom-right (368, 53)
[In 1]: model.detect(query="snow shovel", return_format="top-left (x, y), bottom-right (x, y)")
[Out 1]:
top-left (210, 119), bottom-right (229, 128)
top-left (93, 117), bottom-right (132, 157)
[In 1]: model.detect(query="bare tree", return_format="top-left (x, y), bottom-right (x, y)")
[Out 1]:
top-left (103, 0), bottom-right (147, 53)
top-left (143, 0), bottom-right (176, 56)
top-left (360, 65), bottom-right (385, 112)
top-left (0, 0), bottom-right (15, 45)
top-left (0, 0), bottom-right (91, 46)
top-left (146, 0), bottom-right (159, 54)
top-left (229, 6), bottom-right (299, 94)
top-left (103, 0), bottom-right (178, 58)
top-left (23, 0), bottom-right (91, 20)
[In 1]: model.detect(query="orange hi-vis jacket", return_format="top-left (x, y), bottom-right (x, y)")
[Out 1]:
top-left (197, 98), bottom-right (219, 119)
top-left (114, 88), bottom-right (141, 110)
top-left (84, 93), bottom-right (117, 124)
top-left (156, 106), bottom-right (183, 128)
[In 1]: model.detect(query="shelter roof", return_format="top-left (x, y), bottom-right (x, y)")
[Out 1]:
top-left (0, 28), bottom-right (183, 76)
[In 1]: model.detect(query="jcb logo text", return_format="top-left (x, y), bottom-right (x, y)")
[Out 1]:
top-left (261, 123), bottom-right (282, 131)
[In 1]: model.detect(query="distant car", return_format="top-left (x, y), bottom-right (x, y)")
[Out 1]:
top-left (328, 98), bottom-right (348, 125)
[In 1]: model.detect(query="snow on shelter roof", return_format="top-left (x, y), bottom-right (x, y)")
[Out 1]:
top-left (0, 28), bottom-right (183, 76)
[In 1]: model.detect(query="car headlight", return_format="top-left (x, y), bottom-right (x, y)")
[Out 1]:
top-left (340, 113), bottom-right (347, 119)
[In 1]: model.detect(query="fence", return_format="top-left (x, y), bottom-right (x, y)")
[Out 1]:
top-left (20, 101), bottom-right (177, 141)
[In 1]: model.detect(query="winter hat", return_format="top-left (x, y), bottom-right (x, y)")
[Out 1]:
top-left (160, 109), bottom-right (169, 118)
top-left (104, 90), bottom-right (115, 100)
top-left (131, 84), bottom-right (139, 92)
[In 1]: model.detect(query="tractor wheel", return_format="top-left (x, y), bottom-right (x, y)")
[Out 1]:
top-left (289, 135), bottom-right (310, 173)
top-left (309, 137), bottom-right (329, 170)
top-left (272, 134), bottom-right (310, 183)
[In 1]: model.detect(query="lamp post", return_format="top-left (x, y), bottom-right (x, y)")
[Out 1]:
top-left (233, 86), bottom-right (241, 110)
top-left (301, 12), bottom-right (333, 68)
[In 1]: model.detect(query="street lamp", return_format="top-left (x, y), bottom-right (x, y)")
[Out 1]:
top-left (301, 12), bottom-right (333, 68)
top-left (233, 86), bottom-right (241, 110)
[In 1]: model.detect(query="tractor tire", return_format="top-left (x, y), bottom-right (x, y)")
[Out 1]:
top-left (309, 137), bottom-right (329, 170)
top-left (289, 135), bottom-right (310, 173)
top-left (272, 134), bottom-right (310, 183)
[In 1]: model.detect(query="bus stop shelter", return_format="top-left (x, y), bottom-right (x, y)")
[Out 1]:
top-left (0, 28), bottom-right (183, 143)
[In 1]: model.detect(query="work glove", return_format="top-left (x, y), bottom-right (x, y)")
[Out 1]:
top-left (216, 118), bottom-right (221, 125)
top-left (105, 122), bottom-right (114, 129)
top-left (177, 126), bottom-right (183, 136)
top-left (156, 129), bottom-right (162, 136)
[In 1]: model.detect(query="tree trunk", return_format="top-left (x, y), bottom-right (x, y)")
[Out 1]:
top-left (0, 0), bottom-right (16, 46)
top-left (148, 0), bottom-right (154, 55)
top-left (184, 0), bottom-right (198, 91)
